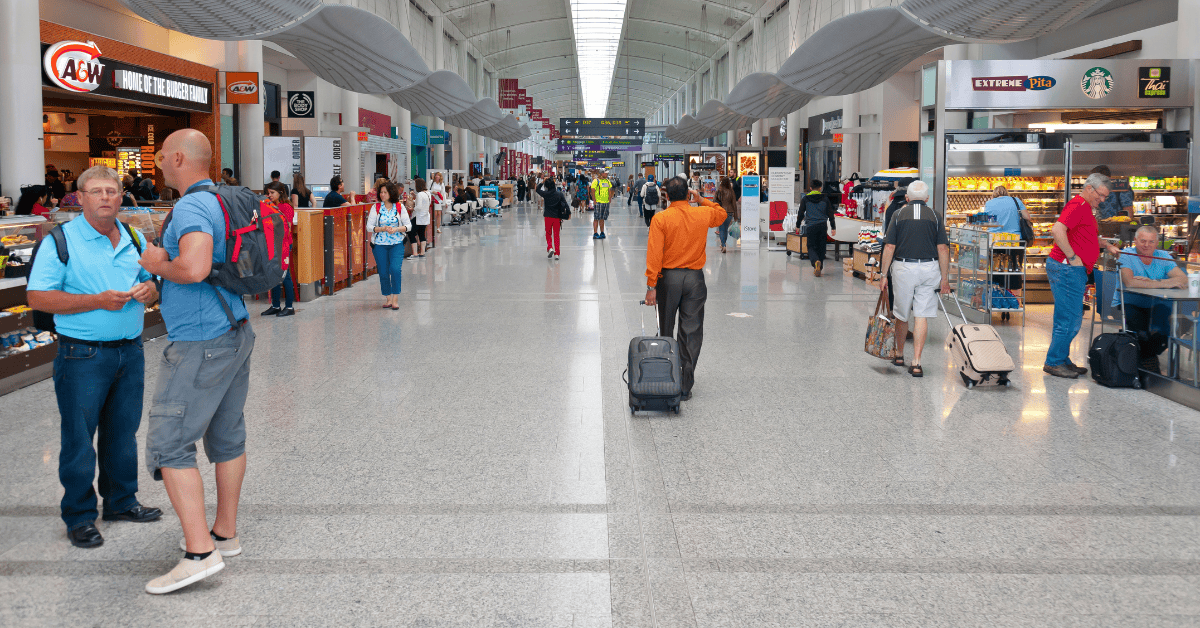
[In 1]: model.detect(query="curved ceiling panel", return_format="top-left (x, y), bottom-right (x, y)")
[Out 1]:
top-left (898, 0), bottom-right (1108, 42)
top-left (723, 73), bottom-right (813, 120)
top-left (265, 5), bottom-right (429, 94)
top-left (116, 1), bottom-right (533, 142)
top-left (776, 8), bottom-right (951, 96)
top-left (118, 0), bottom-right (321, 40)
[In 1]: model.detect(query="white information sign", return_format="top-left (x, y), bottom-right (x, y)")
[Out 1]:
top-left (303, 136), bottom-right (341, 187)
top-left (263, 136), bottom-right (301, 188)
top-left (740, 175), bottom-right (761, 249)
top-left (768, 167), bottom-right (795, 210)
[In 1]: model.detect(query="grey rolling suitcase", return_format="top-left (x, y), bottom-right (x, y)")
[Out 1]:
top-left (624, 302), bottom-right (683, 414)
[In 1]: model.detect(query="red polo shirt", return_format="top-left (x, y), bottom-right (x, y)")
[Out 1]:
top-left (1049, 195), bottom-right (1100, 268)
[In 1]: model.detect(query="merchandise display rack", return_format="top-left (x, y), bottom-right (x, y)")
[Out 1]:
top-left (947, 225), bottom-right (1026, 325)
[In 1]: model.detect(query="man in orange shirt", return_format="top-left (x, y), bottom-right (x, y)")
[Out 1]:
top-left (644, 176), bottom-right (730, 399)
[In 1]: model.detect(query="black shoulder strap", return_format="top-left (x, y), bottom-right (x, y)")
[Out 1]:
top-left (49, 225), bottom-right (68, 264)
top-left (120, 221), bottom-right (144, 254)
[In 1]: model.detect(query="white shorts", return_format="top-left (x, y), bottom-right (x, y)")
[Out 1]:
top-left (891, 260), bottom-right (941, 322)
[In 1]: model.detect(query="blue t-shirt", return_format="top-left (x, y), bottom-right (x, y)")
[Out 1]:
top-left (323, 191), bottom-right (346, 208)
top-left (1113, 246), bottom-right (1178, 308)
top-left (161, 180), bottom-right (250, 341)
top-left (984, 196), bottom-right (1026, 235)
top-left (1097, 179), bottom-right (1134, 220)
top-left (27, 217), bottom-right (151, 341)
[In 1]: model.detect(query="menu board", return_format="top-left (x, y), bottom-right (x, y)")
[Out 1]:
top-left (116, 147), bottom-right (140, 176)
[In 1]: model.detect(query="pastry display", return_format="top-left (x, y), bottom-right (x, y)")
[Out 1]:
top-left (947, 177), bottom-right (1063, 191)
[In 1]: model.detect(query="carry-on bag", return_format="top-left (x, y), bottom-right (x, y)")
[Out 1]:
top-left (624, 301), bottom-right (683, 415)
top-left (940, 291), bottom-right (1015, 388)
top-left (864, 293), bottom-right (896, 359)
top-left (1088, 265), bottom-right (1141, 388)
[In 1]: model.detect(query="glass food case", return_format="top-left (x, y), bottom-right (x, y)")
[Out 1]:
top-left (0, 216), bottom-right (51, 278)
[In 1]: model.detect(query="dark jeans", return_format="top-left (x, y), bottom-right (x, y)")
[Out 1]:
top-left (806, 223), bottom-right (828, 267)
top-left (657, 269), bottom-right (707, 394)
top-left (717, 214), bottom-right (733, 246)
top-left (54, 338), bottom-right (145, 529)
top-left (271, 269), bottom-right (294, 308)
top-left (644, 208), bottom-right (655, 227)
top-left (1123, 302), bottom-right (1174, 358)
top-left (636, 197), bottom-right (644, 216)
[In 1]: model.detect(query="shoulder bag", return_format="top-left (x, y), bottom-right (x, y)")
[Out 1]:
top-left (1014, 197), bottom-right (1034, 243)
top-left (864, 293), bottom-right (897, 359)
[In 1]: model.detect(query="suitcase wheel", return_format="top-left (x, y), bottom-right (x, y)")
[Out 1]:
top-left (786, 251), bottom-right (792, 257)
top-left (961, 372), bottom-right (975, 388)
top-left (1000, 379), bottom-right (1011, 387)
top-left (674, 405), bottom-right (680, 415)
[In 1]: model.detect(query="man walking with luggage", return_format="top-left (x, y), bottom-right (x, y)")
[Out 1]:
top-left (798, 179), bottom-right (837, 277)
top-left (644, 177), bottom-right (730, 399)
top-left (1044, 172), bottom-right (1123, 378)
top-left (138, 129), bottom-right (256, 594)
top-left (26, 166), bottom-right (163, 549)
top-left (878, 181), bottom-right (951, 377)
top-left (590, 170), bottom-right (612, 239)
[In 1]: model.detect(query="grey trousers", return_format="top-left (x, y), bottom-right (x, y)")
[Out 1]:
top-left (656, 268), bottom-right (707, 394)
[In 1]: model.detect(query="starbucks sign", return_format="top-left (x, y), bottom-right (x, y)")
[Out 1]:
top-left (1081, 67), bottom-right (1114, 100)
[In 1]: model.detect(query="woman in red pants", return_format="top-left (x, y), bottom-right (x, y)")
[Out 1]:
top-left (537, 174), bottom-right (571, 260)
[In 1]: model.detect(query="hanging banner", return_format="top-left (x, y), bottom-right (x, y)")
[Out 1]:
top-left (499, 78), bottom-right (520, 109)
top-left (740, 175), bottom-right (761, 248)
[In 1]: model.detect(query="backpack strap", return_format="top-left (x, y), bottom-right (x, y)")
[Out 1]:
top-left (49, 225), bottom-right (68, 265)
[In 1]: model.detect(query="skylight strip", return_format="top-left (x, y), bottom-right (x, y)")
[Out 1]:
top-left (570, 0), bottom-right (628, 118)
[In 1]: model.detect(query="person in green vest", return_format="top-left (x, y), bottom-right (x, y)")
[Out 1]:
top-left (590, 170), bottom-right (614, 239)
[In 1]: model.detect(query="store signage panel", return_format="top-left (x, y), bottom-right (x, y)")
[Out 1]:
top-left (557, 138), bottom-right (644, 151)
top-left (224, 71), bottom-right (259, 104)
top-left (287, 91), bottom-right (315, 117)
top-left (263, 137), bottom-right (302, 187)
top-left (656, 153), bottom-right (686, 161)
top-left (41, 42), bottom-right (213, 113)
top-left (807, 110), bottom-right (843, 141)
top-left (1139, 67), bottom-right (1170, 98)
top-left (410, 124), bottom-right (428, 147)
top-left (559, 118), bottom-right (645, 137)
top-left (944, 59), bottom-right (1192, 109)
top-left (574, 150), bottom-right (620, 159)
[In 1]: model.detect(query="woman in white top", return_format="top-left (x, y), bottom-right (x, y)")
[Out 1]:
top-left (429, 172), bottom-right (447, 234)
top-left (411, 177), bottom-right (432, 258)
top-left (365, 180), bottom-right (412, 310)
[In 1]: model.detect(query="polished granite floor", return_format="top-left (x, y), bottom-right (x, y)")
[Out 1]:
top-left (1, 200), bottom-right (1199, 627)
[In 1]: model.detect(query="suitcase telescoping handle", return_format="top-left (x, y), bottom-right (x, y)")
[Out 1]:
top-left (937, 287), bottom-right (968, 328)
top-left (638, 300), bottom-right (661, 336)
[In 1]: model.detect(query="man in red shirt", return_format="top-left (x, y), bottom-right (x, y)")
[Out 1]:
top-left (1044, 173), bottom-right (1122, 378)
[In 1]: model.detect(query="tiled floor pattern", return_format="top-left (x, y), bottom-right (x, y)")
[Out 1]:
top-left (1, 201), bottom-right (1198, 626)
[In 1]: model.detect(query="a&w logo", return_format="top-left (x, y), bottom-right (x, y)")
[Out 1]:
top-left (44, 40), bottom-right (104, 93)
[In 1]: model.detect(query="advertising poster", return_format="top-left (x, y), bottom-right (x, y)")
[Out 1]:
top-left (768, 167), bottom-right (795, 210)
top-left (701, 177), bottom-right (717, 199)
top-left (701, 151), bottom-right (727, 178)
top-left (736, 152), bottom-right (760, 177)
top-left (740, 175), bottom-right (761, 248)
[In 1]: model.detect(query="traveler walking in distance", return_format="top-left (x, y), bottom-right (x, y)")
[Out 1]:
top-left (799, 179), bottom-right (837, 276)
top-left (714, 177), bottom-right (738, 253)
top-left (538, 173), bottom-right (570, 260)
top-left (644, 177), bottom-right (730, 399)
top-left (878, 181), bottom-right (951, 377)
top-left (26, 165), bottom-right (163, 549)
top-left (590, 170), bottom-right (613, 239)
top-left (138, 129), bottom-right (255, 594)
top-left (1043, 172), bottom-right (1122, 378)
top-left (633, 173), bottom-right (647, 216)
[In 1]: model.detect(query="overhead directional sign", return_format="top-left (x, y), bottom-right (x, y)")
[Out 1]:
top-left (559, 118), bottom-right (645, 137)
top-left (573, 150), bottom-right (620, 160)
top-left (557, 138), bottom-right (643, 151)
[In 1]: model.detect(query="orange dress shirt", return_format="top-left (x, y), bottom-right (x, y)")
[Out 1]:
top-left (645, 197), bottom-right (728, 287)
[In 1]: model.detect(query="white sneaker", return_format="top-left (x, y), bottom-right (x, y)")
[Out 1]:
top-left (179, 534), bottom-right (241, 557)
top-left (146, 552), bottom-right (224, 594)
top-left (554, 254), bottom-right (560, 260)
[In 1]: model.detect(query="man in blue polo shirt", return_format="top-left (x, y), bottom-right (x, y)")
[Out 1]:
top-left (26, 166), bottom-right (163, 549)
top-left (138, 129), bottom-right (255, 594)
top-left (1114, 225), bottom-right (1188, 372)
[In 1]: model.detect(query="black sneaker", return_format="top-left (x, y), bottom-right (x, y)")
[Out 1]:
top-left (261, 306), bottom-right (281, 316)
top-left (276, 308), bottom-right (295, 317)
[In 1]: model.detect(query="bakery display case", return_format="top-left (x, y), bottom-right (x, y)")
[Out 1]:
top-left (0, 216), bottom-right (52, 277)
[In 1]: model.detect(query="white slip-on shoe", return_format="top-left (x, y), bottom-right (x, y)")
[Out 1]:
top-left (180, 534), bottom-right (241, 557)
top-left (146, 552), bottom-right (224, 594)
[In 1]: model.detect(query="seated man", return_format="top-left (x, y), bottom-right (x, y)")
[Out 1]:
top-left (1115, 225), bottom-right (1189, 372)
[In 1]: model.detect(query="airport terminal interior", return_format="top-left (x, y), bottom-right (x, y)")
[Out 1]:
top-left (2, 0), bottom-right (1200, 625)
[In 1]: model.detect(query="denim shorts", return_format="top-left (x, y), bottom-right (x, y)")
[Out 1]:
top-left (145, 322), bottom-right (255, 480)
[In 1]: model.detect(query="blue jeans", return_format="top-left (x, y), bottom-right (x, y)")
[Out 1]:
top-left (54, 338), bottom-right (144, 529)
top-left (636, 197), bottom-right (643, 216)
top-left (1045, 258), bottom-right (1088, 367)
top-left (717, 214), bottom-right (733, 246)
top-left (373, 243), bottom-right (404, 296)
top-left (271, 269), bottom-right (294, 308)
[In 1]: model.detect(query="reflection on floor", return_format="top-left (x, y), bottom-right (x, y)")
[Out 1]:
top-left (1, 201), bottom-right (1198, 627)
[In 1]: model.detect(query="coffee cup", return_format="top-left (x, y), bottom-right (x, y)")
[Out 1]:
top-left (1190, 271), bottom-right (1200, 296)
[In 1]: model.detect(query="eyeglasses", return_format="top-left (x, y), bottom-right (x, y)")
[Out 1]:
top-left (80, 188), bottom-right (122, 198)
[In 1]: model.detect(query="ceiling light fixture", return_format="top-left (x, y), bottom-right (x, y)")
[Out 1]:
top-left (571, 0), bottom-right (627, 118)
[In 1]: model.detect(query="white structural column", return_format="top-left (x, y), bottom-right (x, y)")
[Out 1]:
top-left (394, 1), bottom-right (413, 182)
top-left (0, 0), bottom-right (43, 197)
top-left (842, 92), bottom-right (858, 178)
top-left (1180, 0), bottom-right (1200, 194)
top-left (341, 89), bottom-right (361, 193)
top-left (726, 41), bottom-right (737, 146)
top-left (431, 16), bottom-right (446, 171)
top-left (236, 41), bottom-right (265, 187)
top-left (785, 2), bottom-right (805, 171)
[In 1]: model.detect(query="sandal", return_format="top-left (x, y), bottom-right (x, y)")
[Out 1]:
top-left (891, 356), bottom-right (905, 367)
top-left (908, 365), bottom-right (924, 378)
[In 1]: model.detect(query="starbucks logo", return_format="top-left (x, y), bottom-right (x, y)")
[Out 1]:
top-left (1081, 67), bottom-right (1114, 100)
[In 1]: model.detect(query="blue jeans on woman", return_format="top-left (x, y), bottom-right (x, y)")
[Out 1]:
top-left (717, 214), bottom-right (733, 246)
top-left (54, 338), bottom-right (144, 530)
top-left (1045, 258), bottom-right (1089, 367)
top-left (373, 243), bottom-right (404, 295)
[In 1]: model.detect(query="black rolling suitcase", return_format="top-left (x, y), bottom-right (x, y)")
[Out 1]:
top-left (624, 302), bottom-right (683, 415)
top-left (1088, 265), bottom-right (1141, 388)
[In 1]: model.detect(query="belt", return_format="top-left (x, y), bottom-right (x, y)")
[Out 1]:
top-left (57, 334), bottom-right (139, 348)
top-left (896, 257), bottom-right (936, 263)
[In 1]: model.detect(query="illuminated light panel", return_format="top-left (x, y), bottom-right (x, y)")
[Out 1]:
top-left (1031, 122), bottom-right (1159, 132)
top-left (570, 0), bottom-right (627, 118)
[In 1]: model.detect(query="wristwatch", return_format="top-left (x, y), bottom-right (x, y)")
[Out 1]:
top-left (1067, 254), bottom-right (1078, 262)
